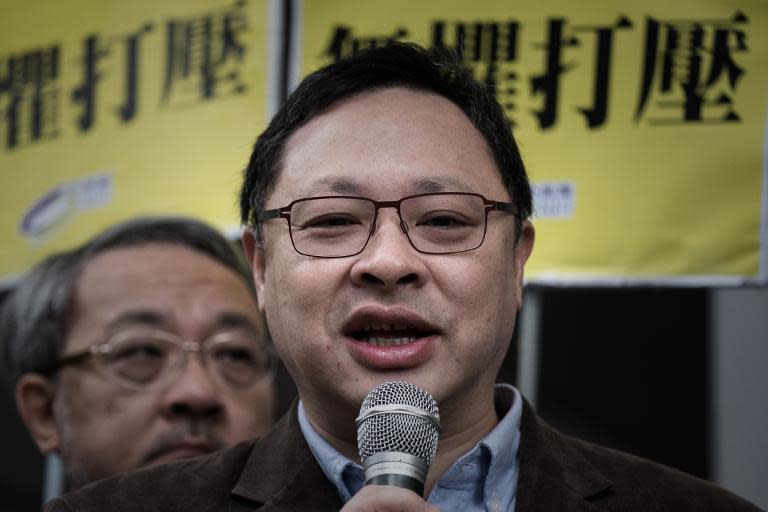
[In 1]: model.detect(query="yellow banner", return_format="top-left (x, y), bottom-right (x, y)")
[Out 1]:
top-left (0, 0), bottom-right (271, 283)
top-left (297, 0), bottom-right (768, 284)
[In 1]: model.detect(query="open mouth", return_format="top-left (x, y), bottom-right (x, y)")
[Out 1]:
top-left (343, 308), bottom-right (440, 368)
top-left (344, 309), bottom-right (439, 348)
top-left (350, 323), bottom-right (433, 346)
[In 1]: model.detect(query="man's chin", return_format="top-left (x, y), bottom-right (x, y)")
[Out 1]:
top-left (145, 446), bottom-right (213, 466)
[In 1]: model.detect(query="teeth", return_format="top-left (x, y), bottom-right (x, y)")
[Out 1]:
top-left (353, 321), bottom-right (425, 345)
top-left (363, 336), bottom-right (417, 346)
top-left (361, 323), bottom-right (410, 332)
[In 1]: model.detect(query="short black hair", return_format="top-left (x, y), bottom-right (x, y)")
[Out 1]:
top-left (239, 42), bottom-right (532, 239)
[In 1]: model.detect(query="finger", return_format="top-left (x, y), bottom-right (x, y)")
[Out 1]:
top-left (341, 485), bottom-right (440, 512)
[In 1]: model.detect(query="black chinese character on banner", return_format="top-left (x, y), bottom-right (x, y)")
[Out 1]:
top-left (162, 0), bottom-right (248, 106)
top-left (432, 20), bottom-right (520, 126)
top-left (0, 46), bottom-right (60, 149)
top-left (324, 26), bottom-right (409, 62)
top-left (634, 11), bottom-right (748, 124)
top-left (118, 24), bottom-right (153, 122)
top-left (531, 16), bottom-right (632, 130)
top-left (71, 24), bottom-right (153, 132)
top-left (72, 35), bottom-right (107, 132)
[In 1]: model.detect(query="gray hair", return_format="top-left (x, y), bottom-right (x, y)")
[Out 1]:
top-left (0, 216), bottom-right (255, 384)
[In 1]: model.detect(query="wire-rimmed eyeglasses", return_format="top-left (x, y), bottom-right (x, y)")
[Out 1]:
top-left (47, 330), bottom-right (275, 391)
top-left (254, 192), bottom-right (517, 258)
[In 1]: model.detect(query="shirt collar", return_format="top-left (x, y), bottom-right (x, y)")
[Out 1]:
top-left (298, 384), bottom-right (522, 509)
top-left (297, 401), bottom-right (362, 502)
top-left (483, 383), bottom-right (522, 509)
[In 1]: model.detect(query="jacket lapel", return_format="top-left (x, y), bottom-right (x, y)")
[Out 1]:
top-left (516, 400), bottom-right (613, 511)
top-left (229, 398), bottom-right (614, 511)
top-left (230, 402), bottom-right (342, 511)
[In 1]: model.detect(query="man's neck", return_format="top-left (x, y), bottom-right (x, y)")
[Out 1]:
top-left (300, 395), bottom-right (362, 462)
top-left (422, 396), bottom-right (499, 495)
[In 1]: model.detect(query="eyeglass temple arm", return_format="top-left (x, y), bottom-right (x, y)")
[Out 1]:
top-left (487, 200), bottom-right (518, 216)
top-left (254, 207), bottom-right (289, 222)
top-left (44, 350), bottom-right (94, 375)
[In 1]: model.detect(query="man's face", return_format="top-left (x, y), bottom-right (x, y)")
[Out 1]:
top-left (51, 243), bottom-right (274, 486)
top-left (246, 88), bottom-right (533, 438)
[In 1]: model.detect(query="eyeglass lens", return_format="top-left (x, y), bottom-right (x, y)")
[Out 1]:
top-left (288, 194), bottom-right (487, 257)
top-left (103, 334), bottom-right (270, 390)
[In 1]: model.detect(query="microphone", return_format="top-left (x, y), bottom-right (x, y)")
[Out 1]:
top-left (355, 381), bottom-right (441, 497)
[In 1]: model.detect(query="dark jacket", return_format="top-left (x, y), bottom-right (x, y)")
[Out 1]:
top-left (45, 400), bottom-right (760, 511)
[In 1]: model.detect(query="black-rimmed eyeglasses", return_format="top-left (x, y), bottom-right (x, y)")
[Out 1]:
top-left (48, 330), bottom-right (275, 391)
top-left (255, 192), bottom-right (517, 258)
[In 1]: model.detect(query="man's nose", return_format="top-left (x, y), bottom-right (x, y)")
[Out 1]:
top-left (350, 209), bottom-right (427, 290)
top-left (160, 355), bottom-right (223, 420)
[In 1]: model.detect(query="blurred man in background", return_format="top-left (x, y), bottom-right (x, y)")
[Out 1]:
top-left (1, 217), bottom-right (275, 490)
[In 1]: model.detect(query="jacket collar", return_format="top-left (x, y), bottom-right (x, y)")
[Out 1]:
top-left (231, 397), bottom-right (613, 511)
top-left (516, 399), bottom-right (613, 511)
top-left (231, 400), bottom-right (342, 511)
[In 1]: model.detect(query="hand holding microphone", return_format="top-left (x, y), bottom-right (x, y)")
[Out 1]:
top-left (341, 485), bottom-right (441, 512)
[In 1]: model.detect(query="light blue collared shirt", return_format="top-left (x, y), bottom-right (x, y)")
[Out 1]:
top-left (298, 384), bottom-right (522, 511)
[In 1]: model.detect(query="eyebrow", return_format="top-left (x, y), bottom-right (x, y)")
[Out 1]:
top-left (107, 310), bottom-right (168, 332)
top-left (209, 312), bottom-right (262, 336)
top-left (307, 176), bottom-right (471, 196)
top-left (105, 310), bottom-right (261, 337)
top-left (309, 177), bottom-right (365, 195)
top-left (410, 177), bottom-right (469, 194)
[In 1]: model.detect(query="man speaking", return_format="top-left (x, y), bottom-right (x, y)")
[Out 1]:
top-left (45, 44), bottom-right (759, 511)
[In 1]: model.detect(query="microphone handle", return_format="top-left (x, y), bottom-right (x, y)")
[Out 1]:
top-left (366, 473), bottom-right (424, 495)
top-left (362, 451), bottom-right (428, 497)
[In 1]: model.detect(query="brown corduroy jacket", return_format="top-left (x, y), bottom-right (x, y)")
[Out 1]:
top-left (45, 400), bottom-right (760, 511)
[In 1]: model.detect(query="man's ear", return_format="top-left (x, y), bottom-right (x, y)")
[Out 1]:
top-left (242, 227), bottom-right (267, 312)
top-left (513, 220), bottom-right (535, 305)
top-left (15, 373), bottom-right (60, 454)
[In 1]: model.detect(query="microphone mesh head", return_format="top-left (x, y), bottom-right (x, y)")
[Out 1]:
top-left (357, 381), bottom-right (440, 466)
